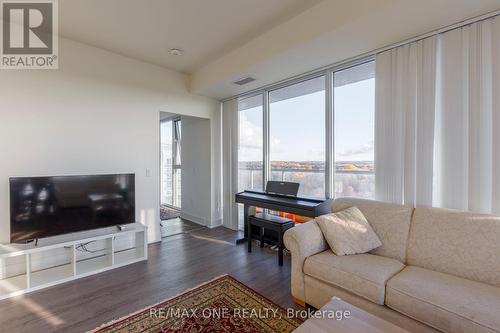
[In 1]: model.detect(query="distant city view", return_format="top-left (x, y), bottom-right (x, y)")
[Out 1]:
top-left (236, 63), bottom-right (375, 229)
top-left (238, 160), bottom-right (374, 199)
top-left (237, 68), bottom-right (375, 202)
top-left (160, 142), bottom-right (174, 205)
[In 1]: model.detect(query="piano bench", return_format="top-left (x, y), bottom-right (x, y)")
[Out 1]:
top-left (248, 213), bottom-right (295, 266)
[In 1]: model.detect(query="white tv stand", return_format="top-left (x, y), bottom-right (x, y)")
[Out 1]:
top-left (0, 223), bottom-right (147, 300)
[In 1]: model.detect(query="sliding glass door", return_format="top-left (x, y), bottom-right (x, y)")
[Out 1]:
top-left (160, 118), bottom-right (182, 209)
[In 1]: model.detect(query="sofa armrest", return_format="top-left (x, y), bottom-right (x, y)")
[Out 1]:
top-left (284, 220), bottom-right (328, 302)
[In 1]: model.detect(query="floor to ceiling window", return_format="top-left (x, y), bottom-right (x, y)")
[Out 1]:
top-left (172, 119), bottom-right (182, 207)
top-left (235, 59), bottom-right (375, 202)
top-left (237, 95), bottom-right (263, 229)
top-left (160, 118), bottom-right (182, 209)
top-left (333, 61), bottom-right (375, 199)
top-left (238, 95), bottom-right (264, 192)
top-left (269, 76), bottom-right (326, 198)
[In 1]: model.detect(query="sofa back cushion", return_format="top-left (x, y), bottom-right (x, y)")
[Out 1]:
top-left (332, 198), bottom-right (413, 263)
top-left (408, 207), bottom-right (500, 287)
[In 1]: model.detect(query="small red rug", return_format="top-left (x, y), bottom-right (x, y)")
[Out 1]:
top-left (160, 205), bottom-right (181, 221)
top-left (90, 275), bottom-right (302, 333)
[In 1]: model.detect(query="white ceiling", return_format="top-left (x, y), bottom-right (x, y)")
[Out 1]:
top-left (59, 0), bottom-right (500, 99)
top-left (59, 0), bottom-right (323, 73)
top-left (190, 0), bottom-right (500, 99)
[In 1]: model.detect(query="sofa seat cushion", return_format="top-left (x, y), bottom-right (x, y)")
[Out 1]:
top-left (386, 266), bottom-right (500, 333)
top-left (304, 251), bottom-right (404, 304)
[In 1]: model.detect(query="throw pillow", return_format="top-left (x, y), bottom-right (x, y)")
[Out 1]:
top-left (316, 206), bottom-right (382, 256)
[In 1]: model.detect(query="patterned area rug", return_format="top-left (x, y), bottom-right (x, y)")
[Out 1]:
top-left (90, 275), bottom-right (302, 333)
top-left (160, 205), bottom-right (180, 220)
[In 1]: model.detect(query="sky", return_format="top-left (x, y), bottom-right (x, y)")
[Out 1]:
top-left (239, 78), bottom-right (375, 162)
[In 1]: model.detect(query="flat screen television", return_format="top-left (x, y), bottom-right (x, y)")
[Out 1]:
top-left (9, 174), bottom-right (135, 243)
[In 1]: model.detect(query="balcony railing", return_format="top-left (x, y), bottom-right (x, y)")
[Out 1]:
top-left (238, 164), bottom-right (374, 199)
top-left (237, 165), bottom-right (374, 230)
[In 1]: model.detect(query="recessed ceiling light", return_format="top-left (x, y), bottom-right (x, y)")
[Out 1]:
top-left (169, 48), bottom-right (183, 56)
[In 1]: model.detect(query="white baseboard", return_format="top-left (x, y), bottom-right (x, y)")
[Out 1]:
top-left (208, 219), bottom-right (223, 229)
top-left (224, 223), bottom-right (239, 231)
top-left (179, 212), bottom-right (223, 229)
top-left (180, 212), bottom-right (207, 226)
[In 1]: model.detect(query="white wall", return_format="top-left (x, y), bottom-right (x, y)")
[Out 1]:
top-left (180, 116), bottom-right (220, 227)
top-left (0, 37), bottom-right (220, 245)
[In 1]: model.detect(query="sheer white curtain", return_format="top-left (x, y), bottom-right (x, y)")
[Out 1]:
top-left (375, 37), bottom-right (437, 206)
top-left (222, 99), bottom-right (239, 229)
top-left (375, 16), bottom-right (500, 214)
top-left (434, 17), bottom-right (500, 213)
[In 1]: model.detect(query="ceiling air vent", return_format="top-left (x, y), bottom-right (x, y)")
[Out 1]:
top-left (234, 77), bottom-right (256, 85)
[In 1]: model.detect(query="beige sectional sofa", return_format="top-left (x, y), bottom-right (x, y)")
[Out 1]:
top-left (284, 198), bottom-right (500, 333)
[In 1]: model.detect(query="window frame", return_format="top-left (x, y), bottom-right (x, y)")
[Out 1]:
top-left (236, 55), bottom-right (375, 199)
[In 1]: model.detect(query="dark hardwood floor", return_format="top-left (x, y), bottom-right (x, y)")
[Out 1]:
top-left (160, 217), bottom-right (205, 238)
top-left (0, 226), bottom-right (300, 333)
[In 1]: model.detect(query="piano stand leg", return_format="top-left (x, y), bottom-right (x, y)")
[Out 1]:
top-left (236, 204), bottom-right (250, 245)
top-left (236, 237), bottom-right (248, 244)
top-left (247, 231), bottom-right (252, 253)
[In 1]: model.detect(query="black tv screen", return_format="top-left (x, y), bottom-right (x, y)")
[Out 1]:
top-left (9, 174), bottom-right (135, 243)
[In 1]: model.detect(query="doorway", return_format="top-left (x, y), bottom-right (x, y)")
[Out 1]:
top-left (159, 112), bottom-right (210, 238)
